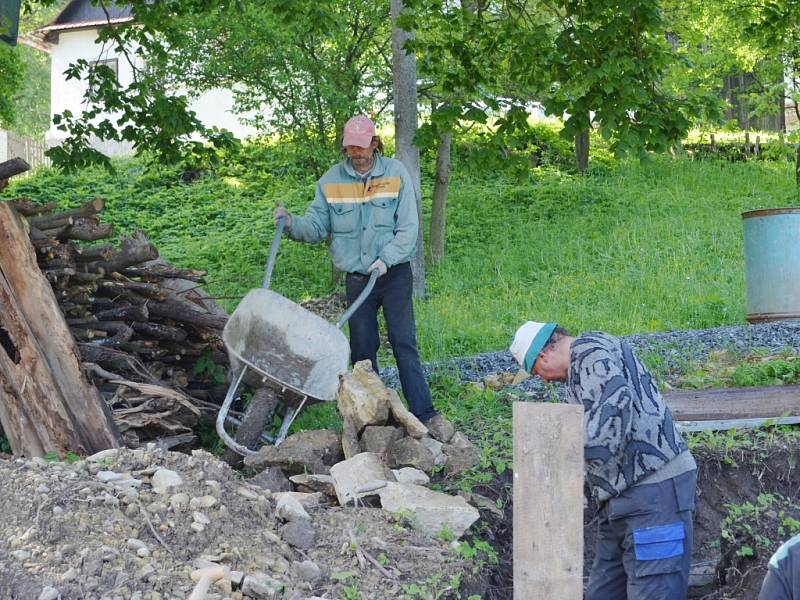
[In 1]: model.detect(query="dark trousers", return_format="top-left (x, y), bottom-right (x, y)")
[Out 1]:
top-left (586, 469), bottom-right (697, 600)
top-left (345, 262), bottom-right (437, 422)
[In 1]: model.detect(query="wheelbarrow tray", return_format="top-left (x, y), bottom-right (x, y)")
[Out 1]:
top-left (222, 288), bottom-right (350, 404)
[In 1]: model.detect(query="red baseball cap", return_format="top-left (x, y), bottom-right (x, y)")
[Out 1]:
top-left (342, 115), bottom-right (375, 148)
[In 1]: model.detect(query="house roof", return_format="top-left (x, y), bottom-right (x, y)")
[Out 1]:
top-left (35, 0), bottom-right (133, 43)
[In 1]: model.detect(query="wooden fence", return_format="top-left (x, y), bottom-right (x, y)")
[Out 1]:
top-left (0, 130), bottom-right (50, 173)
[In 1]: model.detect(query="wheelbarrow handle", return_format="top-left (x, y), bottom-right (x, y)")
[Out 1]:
top-left (336, 269), bottom-right (379, 329)
top-left (262, 216), bottom-right (286, 289)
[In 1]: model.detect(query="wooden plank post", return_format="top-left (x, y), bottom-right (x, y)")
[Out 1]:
top-left (513, 402), bottom-right (583, 600)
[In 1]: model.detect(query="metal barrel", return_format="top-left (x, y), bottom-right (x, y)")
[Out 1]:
top-left (742, 207), bottom-right (800, 323)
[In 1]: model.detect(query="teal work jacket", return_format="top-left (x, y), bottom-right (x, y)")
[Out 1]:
top-left (288, 153), bottom-right (418, 274)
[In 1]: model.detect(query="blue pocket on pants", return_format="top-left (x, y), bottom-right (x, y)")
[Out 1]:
top-left (633, 522), bottom-right (685, 561)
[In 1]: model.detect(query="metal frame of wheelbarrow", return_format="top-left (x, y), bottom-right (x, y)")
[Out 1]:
top-left (216, 217), bottom-right (378, 455)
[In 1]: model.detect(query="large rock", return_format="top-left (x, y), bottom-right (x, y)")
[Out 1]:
top-left (378, 482), bottom-right (480, 539)
top-left (385, 388), bottom-right (428, 438)
top-left (392, 467), bottom-right (430, 485)
top-left (280, 518), bottom-right (317, 550)
top-left (341, 416), bottom-right (362, 460)
top-left (329, 452), bottom-right (394, 506)
top-left (248, 467), bottom-right (292, 493)
top-left (244, 430), bottom-right (343, 475)
top-left (418, 436), bottom-right (447, 468)
top-left (362, 426), bottom-right (404, 460)
top-left (337, 360), bottom-right (390, 433)
top-left (151, 469), bottom-right (182, 495)
top-left (289, 474), bottom-right (336, 498)
top-left (442, 444), bottom-right (481, 474)
top-left (388, 437), bottom-right (434, 473)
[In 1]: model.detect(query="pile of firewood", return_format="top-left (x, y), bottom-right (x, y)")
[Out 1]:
top-left (8, 197), bottom-right (233, 448)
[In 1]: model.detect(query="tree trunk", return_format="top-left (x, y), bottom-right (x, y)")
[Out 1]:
top-left (429, 131), bottom-right (452, 264)
top-left (391, 0), bottom-right (426, 298)
top-left (796, 144), bottom-right (800, 188)
top-left (0, 203), bottom-right (121, 457)
top-left (575, 129), bottom-right (589, 173)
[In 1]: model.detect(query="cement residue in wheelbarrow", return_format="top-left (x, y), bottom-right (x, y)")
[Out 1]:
top-left (224, 288), bottom-right (350, 402)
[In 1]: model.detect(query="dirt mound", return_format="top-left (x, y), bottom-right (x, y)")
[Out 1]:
top-left (0, 447), bottom-right (467, 599)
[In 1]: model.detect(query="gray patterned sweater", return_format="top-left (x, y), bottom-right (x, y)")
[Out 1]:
top-left (567, 332), bottom-right (696, 503)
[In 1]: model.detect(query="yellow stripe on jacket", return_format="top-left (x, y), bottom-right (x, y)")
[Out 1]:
top-left (323, 176), bottom-right (401, 204)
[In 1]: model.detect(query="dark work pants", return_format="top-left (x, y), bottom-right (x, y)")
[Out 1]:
top-left (586, 469), bottom-right (697, 600)
top-left (345, 262), bottom-right (437, 422)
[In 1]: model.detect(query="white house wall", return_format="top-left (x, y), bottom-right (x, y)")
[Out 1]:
top-left (48, 27), bottom-right (259, 156)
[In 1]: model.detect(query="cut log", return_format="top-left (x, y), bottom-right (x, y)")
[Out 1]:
top-left (7, 199), bottom-right (57, 216)
top-left (0, 157), bottom-right (30, 180)
top-left (95, 303), bottom-right (149, 322)
top-left (65, 221), bottom-right (114, 242)
top-left (121, 264), bottom-right (207, 282)
top-left (75, 243), bottom-right (115, 262)
top-left (147, 299), bottom-right (228, 330)
top-left (132, 322), bottom-right (188, 342)
top-left (0, 203), bottom-right (121, 456)
top-left (87, 231), bottom-right (158, 274)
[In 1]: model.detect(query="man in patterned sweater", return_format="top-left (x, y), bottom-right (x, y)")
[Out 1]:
top-left (511, 321), bottom-right (697, 600)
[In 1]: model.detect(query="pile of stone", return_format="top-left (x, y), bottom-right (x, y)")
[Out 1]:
top-left (241, 360), bottom-right (483, 542)
top-left (0, 443), bottom-right (470, 599)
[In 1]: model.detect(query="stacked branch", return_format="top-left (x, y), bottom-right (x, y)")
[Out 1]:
top-left (10, 198), bottom-right (232, 448)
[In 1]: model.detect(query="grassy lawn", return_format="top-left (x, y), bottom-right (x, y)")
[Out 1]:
top-left (5, 146), bottom-right (797, 362)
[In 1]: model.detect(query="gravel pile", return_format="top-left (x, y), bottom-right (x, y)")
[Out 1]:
top-left (383, 320), bottom-right (800, 395)
top-left (0, 447), bottom-right (464, 600)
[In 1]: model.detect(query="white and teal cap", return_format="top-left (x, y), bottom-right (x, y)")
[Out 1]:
top-left (510, 321), bottom-right (558, 373)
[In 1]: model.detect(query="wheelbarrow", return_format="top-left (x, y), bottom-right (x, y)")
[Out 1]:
top-left (216, 217), bottom-right (378, 455)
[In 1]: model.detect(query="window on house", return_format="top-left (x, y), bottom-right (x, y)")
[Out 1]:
top-left (88, 58), bottom-right (119, 96)
top-left (92, 58), bottom-right (119, 80)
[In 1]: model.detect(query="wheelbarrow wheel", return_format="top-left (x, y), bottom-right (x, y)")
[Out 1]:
top-left (222, 386), bottom-right (279, 468)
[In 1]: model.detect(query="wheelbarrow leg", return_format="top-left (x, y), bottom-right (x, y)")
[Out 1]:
top-left (222, 386), bottom-right (279, 468)
top-left (275, 395), bottom-right (308, 446)
top-left (217, 367), bottom-right (260, 457)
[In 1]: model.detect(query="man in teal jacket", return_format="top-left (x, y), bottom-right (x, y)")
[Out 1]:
top-left (274, 116), bottom-right (452, 439)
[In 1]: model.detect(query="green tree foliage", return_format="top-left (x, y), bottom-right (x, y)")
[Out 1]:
top-left (0, 42), bottom-right (23, 127)
top-left (151, 0), bottom-right (392, 174)
top-left (410, 0), bottom-right (715, 167)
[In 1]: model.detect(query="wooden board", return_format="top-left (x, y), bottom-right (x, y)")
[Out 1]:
top-left (665, 385), bottom-right (800, 421)
top-left (0, 202), bottom-right (120, 456)
top-left (513, 402), bottom-right (583, 600)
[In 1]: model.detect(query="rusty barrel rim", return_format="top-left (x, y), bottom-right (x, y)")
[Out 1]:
top-left (742, 207), bottom-right (800, 219)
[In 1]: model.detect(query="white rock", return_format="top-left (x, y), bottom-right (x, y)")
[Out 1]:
top-left (329, 452), bottom-right (393, 506)
top-left (190, 522), bottom-right (206, 533)
top-left (62, 567), bottom-right (78, 582)
top-left (11, 550), bottom-right (30, 560)
top-left (137, 547), bottom-right (150, 558)
top-left (38, 586), bottom-right (60, 600)
top-left (392, 467), bottom-right (430, 485)
top-left (189, 495), bottom-right (217, 509)
top-left (193, 511), bottom-right (211, 525)
top-left (236, 486), bottom-right (260, 500)
top-left (378, 482), bottom-right (480, 539)
top-left (86, 449), bottom-right (119, 463)
top-left (169, 492), bottom-right (190, 510)
top-left (96, 471), bottom-right (126, 483)
top-left (127, 538), bottom-right (147, 551)
top-left (241, 573), bottom-right (283, 599)
top-left (275, 494), bottom-right (310, 522)
top-left (35, 484), bottom-right (50, 493)
top-left (151, 468), bottom-right (182, 494)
